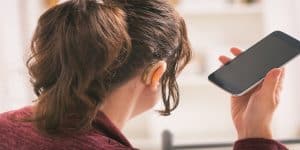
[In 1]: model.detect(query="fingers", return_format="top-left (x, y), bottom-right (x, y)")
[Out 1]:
top-left (230, 47), bottom-right (242, 56)
top-left (219, 56), bottom-right (231, 65)
top-left (219, 48), bottom-right (243, 65)
top-left (261, 68), bottom-right (283, 100)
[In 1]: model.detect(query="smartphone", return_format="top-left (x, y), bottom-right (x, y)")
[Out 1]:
top-left (208, 31), bottom-right (300, 96)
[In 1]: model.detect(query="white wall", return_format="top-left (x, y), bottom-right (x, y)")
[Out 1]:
top-left (0, 0), bottom-right (43, 113)
top-left (263, 0), bottom-right (300, 138)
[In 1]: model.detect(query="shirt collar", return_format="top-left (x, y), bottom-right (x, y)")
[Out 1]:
top-left (92, 111), bottom-right (133, 148)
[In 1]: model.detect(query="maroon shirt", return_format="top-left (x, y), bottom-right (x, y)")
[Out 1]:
top-left (0, 106), bottom-right (287, 150)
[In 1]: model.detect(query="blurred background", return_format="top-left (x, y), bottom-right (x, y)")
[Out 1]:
top-left (0, 0), bottom-right (300, 149)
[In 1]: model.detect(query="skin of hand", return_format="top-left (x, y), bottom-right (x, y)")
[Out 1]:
top-left (219, 47), bottom-right (285, 140)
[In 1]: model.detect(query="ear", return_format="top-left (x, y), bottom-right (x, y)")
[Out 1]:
top-left (144, 61), bottom-right (167, 90)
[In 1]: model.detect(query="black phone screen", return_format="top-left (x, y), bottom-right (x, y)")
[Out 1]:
top-left (208, 31), bottom-right (300, 95)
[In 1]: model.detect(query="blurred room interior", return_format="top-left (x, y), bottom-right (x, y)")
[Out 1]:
top-left (0, 0), bottom-right (299, 149)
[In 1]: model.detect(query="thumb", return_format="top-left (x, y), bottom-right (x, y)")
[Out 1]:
top-left (261, 68), bottom-right (283, 99)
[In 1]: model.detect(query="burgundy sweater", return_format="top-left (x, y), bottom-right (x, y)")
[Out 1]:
top-left (0, 106), bottom-right (288, 150)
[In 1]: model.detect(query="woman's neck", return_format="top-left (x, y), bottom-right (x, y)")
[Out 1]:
top-left (100, 78), bottom-right (142, 130)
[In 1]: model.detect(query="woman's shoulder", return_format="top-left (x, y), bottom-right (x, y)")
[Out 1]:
top-left (0, 106), bottom-right (34, 134)
top-left (0, 106), bottom-right (35, 148)
top-left (0, 106), bottom-right (136, 150)
top-left (0, 105), bottom-right (33, 124)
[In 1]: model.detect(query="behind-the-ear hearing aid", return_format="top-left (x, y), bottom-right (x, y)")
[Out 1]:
top-left (141, 62), bottom-right (161, 85)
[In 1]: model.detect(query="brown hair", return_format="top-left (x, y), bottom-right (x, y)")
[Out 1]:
top-left (27, 0), bottom-right (191, 135)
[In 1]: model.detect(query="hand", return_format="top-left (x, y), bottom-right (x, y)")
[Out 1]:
top-left (219, 47), bottom-right (285, 140)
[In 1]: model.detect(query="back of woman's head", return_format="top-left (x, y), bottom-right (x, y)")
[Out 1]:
top-left (27, 0), bottom-right (191, 135)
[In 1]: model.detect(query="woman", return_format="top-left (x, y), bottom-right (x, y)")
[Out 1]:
top-left (0, 0), bottom-right (288, 149)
